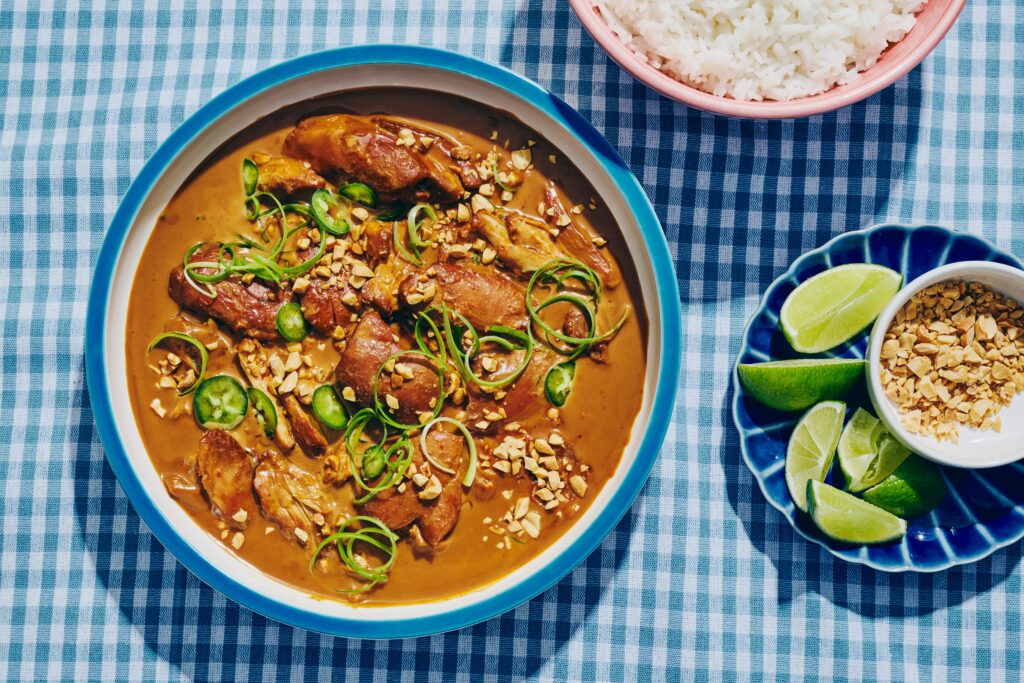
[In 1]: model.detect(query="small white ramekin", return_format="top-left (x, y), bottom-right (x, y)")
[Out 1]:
top-left (867, 261), bottom-right (1024, 469)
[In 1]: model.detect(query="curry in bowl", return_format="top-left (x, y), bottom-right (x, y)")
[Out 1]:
top-left (126, 88), bottom-right (646, 604)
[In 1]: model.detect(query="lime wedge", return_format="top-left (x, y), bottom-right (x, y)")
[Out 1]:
top-left (807, 480), bottom-right (907, 544)
top-left (862, 455), bottom-right (947, 518)
top-left (738, 358), bottom-right (866, 412)
top-left (837, 408), bottom-right (911, 492)
top-left (780, 264), bottom-right (903, 353)
top-left (786, 401), bottom-right (846, 512)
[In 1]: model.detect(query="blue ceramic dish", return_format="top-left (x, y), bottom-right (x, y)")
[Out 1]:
top-left (733, 223), bottom-right (1024, 571)
top-left (84, 46), bottom-right (681, 637)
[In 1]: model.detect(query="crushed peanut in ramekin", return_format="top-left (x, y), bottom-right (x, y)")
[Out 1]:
top-left (880, 280), bottom-right (1024, 443)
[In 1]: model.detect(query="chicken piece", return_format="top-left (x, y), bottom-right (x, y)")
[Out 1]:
top-left (361, 256), bottom-right (414, 316)
top-left (195, 430), bottom-right (255, 529)
top-left (362, 219), bottom-right (393, 265)
top-left (335, 311), bottom-right (440, 422)
top-left (556, 223), bottom-right (619, 288)
top-left (360, 430), bottom-right (464, 546)
top-left (472, 210), bottom-right (567, 276)
top-left (284, 114), bottom-right (463, 204)
top-left (372, 117), bottom-right (483, 191)
top-left (253, 450), bottom-right (334, 545)
top-left (563, 308), bottom-right (608, 363)
top-left (416, 479), bottom-right (462, 547)
top-left (404, 262), bottom-right (527, 331)
top-left (466, 347), bottom-right (558, 428)
top-left (545, 183), bottom-right (619, 288)
top-left (322, 440), bottom-right (353, 487)
top-left (235, 338), bottom-right (296, 451)
top-left (251, 152), bottom-right (326, 198)
top-left (162, 473), bottom-right (199, 500)
top-left (300, 278), bottom-right (357, 335)
top-left (282, 394), bottom-right (328, 456)
top-left (168, 245), bottom-right (290, 340)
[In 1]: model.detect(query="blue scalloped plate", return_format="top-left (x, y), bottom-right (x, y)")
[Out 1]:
top-left (733, 223), bottom-right (1024, 572)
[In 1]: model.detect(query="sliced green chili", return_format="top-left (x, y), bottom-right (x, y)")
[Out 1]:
top-left (276, 303), bottom-right (308, 342)
top-left (310, 188), bottom-right (351, 236)
top-left (544, 361), bottom-right (576, 408)
top-left (193, 375), bottom-right (248, 430)
top-left (247, 387), bottom-right (278, 438)
top-left (360, 445), bottom-right (386, 480)
top-left (312, 385), bottom-right (348, 430)
top-left (242, 158), bottom-right (259, 196)
top-left (338, 182), bottom-right (377, 207)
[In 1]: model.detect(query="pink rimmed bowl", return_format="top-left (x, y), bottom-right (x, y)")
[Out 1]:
top-left (569, 0), bottom-right (966, 119)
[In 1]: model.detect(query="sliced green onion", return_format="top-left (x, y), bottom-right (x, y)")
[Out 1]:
top-left (420, 417), bottom-right (478, 487)
top-left (231, 233), bottom-right (263, 250)
top-left (277, 227), bottom-right (328, 280)
top-left (204, 184), bottom-right (330, 285)
top-left (392, 218), bottom-right (423, 266)
top-left (439, 304), bottom-right (475, 381)
top-left (147, 332), bottom-right (209, 396)
top-left (463, 325), bottom-right (534, 388)
top-left (247, 387), bottom-right (278, 438)
top-left (345, 408), bottom-right (387, 458)
top-left (492, 159), bottom-right (515, 192)
top-left (413, 311), bottom-right (447, 366)
top-left (407, 203), bottom-right (435, 249)
top-left (192, 375), bottom-right (248, 430)
top-left (356, 443), bottom-right (413, 504)
top-left (242, 158), bottom-right (259, 196)
top-left (183, 218), bottom-right (325, 292)
top-left (544, 361), bottom-right (576, 407)
top-left (338, 182), bottom-right (377, 207)
top-left (526, 260), bottom-right (629, 359)
top-left (355, 440), bottom-right (414, 504)
top-left (435, 305), bottom-right (532, 389)
top-left (180, 242), bottom-right (223, 298)
top-left (343, 408), bottom-right (416, 504)
top-left (276, 303), bottom-right (308, 342)
top-left (311, 385), bottom-right (348, 430)
top-left (309, 515), bottom-right (398, 593)
top-left (310, 189), bottom-right (351, 236)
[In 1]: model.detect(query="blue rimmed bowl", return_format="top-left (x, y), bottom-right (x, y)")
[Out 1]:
top-left (84, 46), bottom-right (682, 637)
top-left (733, 223), bottom-right (1024, 572)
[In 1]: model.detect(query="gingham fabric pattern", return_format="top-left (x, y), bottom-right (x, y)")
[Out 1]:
top-left (2, 1), bottom-right (1023, 681)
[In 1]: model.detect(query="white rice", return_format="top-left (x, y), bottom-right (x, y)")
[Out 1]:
top-left (594, 0), bottom-right (926, 102)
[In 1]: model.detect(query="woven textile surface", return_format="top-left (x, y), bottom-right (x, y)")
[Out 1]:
top-left (2, 1), bottom-right (1023, 680)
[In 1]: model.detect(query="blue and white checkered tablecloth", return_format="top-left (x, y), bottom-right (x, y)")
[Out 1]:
top-left (3, 1), bottom-right (1024, 680)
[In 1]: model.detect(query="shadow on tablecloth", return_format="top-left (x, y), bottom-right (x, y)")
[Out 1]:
top-left (720, 376), bottom-right (1024, 618)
